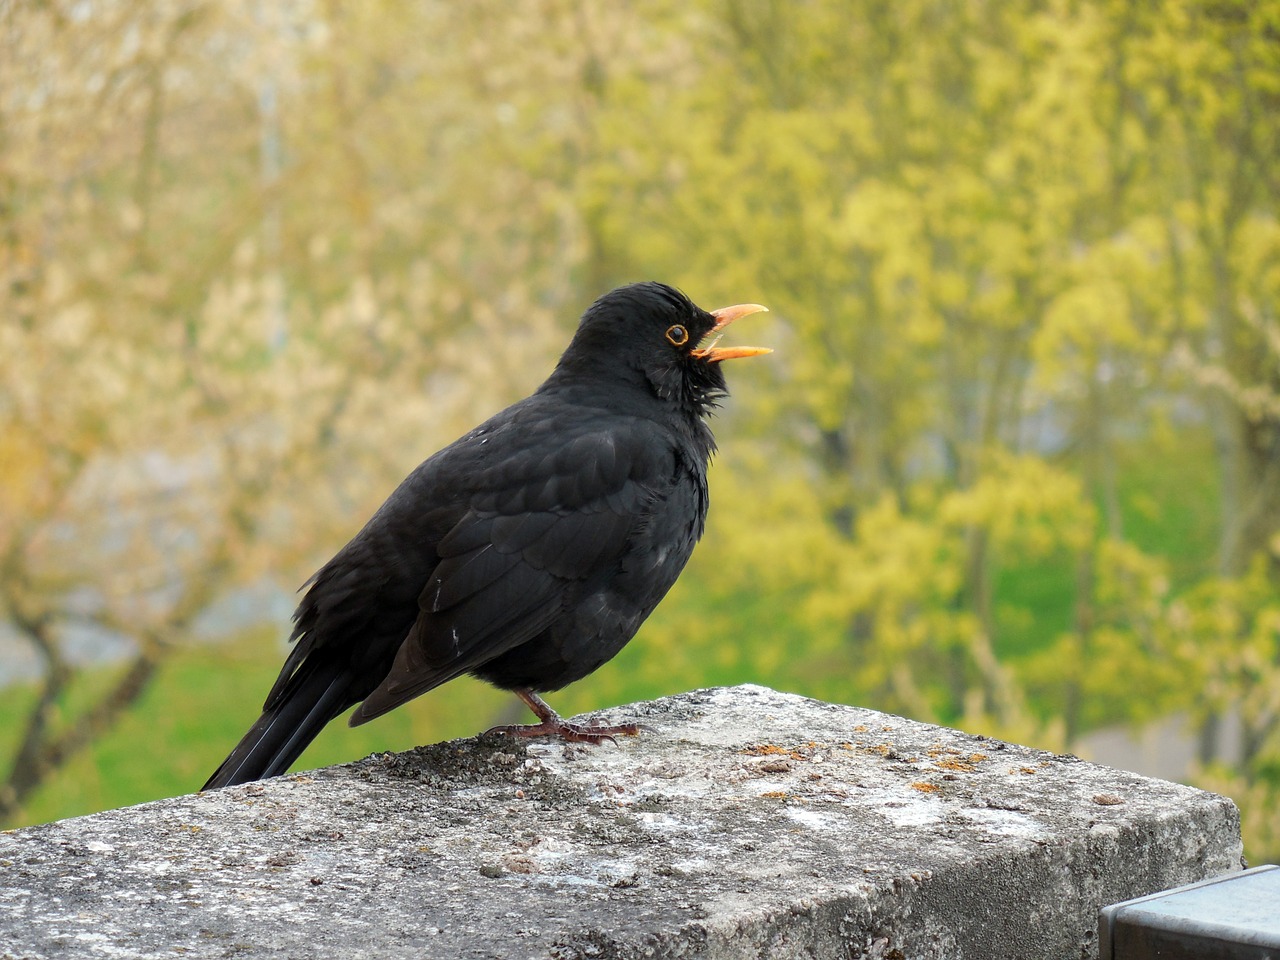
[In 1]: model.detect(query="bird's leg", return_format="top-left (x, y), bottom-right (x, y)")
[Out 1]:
top-left (485, 689), bottom-right (642, 745)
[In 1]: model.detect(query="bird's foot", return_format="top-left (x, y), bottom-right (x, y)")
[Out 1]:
top-left (486, 689), bottom-right (644, 745)
top-left (485, 717), bottom-right (641, 745)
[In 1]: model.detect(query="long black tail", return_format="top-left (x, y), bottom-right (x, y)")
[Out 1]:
top-left (202, 662), bottom-right (355, 790)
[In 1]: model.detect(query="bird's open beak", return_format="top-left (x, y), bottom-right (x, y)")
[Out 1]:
top-left (692, 303), bottom-right (772, 362)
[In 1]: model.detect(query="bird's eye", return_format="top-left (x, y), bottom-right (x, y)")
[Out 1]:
top-left (665, 324), bottom-right (690, 347)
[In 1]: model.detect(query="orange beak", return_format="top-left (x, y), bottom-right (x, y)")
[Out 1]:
top-left (691, 303), bottom-right (772, 362)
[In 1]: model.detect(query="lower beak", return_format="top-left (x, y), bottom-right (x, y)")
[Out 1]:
top-left (692, 303), bottom-right (772, 362)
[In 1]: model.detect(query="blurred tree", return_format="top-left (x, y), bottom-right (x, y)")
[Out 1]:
top-left (3, 0), bottom-right (1280, 860)
top-left (576, 0), bottom-right (1143, 724)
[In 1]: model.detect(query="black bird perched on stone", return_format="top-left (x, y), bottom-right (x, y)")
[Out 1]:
top-left (203, 282), bottom-right (769, 789)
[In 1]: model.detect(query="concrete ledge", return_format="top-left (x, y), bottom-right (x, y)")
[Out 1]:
top-left (0, 685), bottom-right (1243, 959)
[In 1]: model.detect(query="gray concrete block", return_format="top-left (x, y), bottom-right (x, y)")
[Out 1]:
top-left (0, 685), bottom-right (1243, 959)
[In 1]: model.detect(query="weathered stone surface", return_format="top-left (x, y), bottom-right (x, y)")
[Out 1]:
top-left (0, 685), bottom-right (1243, 959)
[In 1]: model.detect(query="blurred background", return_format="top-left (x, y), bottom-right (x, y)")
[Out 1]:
top-left (3, 0), bottom-right (1279, 860)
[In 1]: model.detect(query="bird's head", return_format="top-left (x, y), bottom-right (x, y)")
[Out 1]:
top-left (553, 282), bottom-right (770, 411)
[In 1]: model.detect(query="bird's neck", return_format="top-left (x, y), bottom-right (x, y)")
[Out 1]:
top-left (537, 365), bottom-right (717, 449)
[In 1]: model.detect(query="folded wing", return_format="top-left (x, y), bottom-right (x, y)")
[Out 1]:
top-left (349, 421), bottom-right (669, 724)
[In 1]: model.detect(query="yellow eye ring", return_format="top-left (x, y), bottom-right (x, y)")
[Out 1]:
top-left (665, 324), bottom-right (690, 347)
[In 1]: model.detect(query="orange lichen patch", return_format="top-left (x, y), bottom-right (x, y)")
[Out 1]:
top-left (909, 782), bottom-right (941, 794)
top-left (852, 725), bottom-right (869, 733)
top-left (934, 757), bottom-right (977, 773)
top-left (870, 744), bottom-right (892, 757)
top-left (760, 791), bottom-right (790, 799)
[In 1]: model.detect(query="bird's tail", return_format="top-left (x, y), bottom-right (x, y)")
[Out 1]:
top-left (202, 662), bottom-right (354, 790)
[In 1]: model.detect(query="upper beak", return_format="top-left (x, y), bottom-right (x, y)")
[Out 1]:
top-left (691, 303), bottom-right (772, 362)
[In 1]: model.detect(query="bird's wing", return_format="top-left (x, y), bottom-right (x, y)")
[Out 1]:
top-left (349, 418), bottom-right (671, 724)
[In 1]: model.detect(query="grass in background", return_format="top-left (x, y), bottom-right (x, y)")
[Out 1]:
top-left (992, 424), bottom-right (1220, 662)
top-left (1, 630), bottom-right (506, 827)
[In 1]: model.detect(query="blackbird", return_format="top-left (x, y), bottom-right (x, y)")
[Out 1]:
top-left (203, 282), bottom-right (768, 789)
